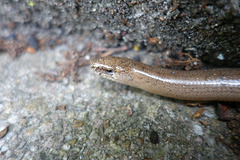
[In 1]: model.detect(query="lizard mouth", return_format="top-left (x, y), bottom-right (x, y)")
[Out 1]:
top-left (93, 67), bottom-right (114, 76)
top-left (90, 62), bottom-right (115, 80)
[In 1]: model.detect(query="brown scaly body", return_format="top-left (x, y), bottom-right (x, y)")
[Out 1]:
top-left (91, 56), bottom-right (240, 102)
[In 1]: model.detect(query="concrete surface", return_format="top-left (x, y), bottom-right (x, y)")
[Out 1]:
top-left (0, 37), bottom-right (238, 159)
top-left (0, 1), bottom-right (239, 159)
top-left (0, 0), bottom-right (240, 67)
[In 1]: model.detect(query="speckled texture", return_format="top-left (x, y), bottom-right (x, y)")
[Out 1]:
top-left (0, 0), bottom-right (240, 66)
top-left (0, 37), bottom-right (239, 159)
top-left (0, 1), bottom-right (239, 158)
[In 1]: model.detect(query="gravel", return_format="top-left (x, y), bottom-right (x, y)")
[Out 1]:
top-left (0, 38), bottom-right (238, 159)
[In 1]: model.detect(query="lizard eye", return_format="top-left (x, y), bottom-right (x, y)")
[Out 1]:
top-left (105, 69), bottom-right (114, 75)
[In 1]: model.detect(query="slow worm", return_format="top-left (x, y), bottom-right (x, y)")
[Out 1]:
top-left (90, 56), bottom-right (240, 102)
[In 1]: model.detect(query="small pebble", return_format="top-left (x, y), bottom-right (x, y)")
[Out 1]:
top-left (217, 53), bottom-right (224, 60)
top-left (30, 145), bottom-right (38, 152)
top-left (150, 131), bottom-right (159, 144)
top-left (62, 144), bottom-right (71, 151)
top-left (193, 125), bottom-right (203, 136)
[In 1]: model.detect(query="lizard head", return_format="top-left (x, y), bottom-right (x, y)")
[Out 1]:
top-left (90, 56), bottom-right (133, 83)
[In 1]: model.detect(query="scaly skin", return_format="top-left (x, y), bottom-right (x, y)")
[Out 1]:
top-left (91, 56), bottom-right (240, 102)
